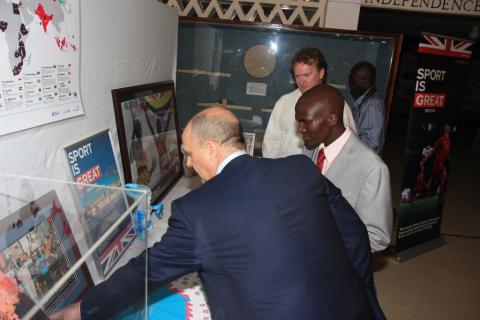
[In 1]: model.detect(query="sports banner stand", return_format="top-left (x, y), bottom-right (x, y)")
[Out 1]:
top-left (393, 32), bottom-right (473, 261)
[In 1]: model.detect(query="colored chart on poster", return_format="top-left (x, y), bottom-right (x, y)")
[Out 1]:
top-left (0, 0), bottom-right (83, 136)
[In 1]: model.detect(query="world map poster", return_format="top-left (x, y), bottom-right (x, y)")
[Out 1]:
top-left (0, 0), bottom-right (83, 136)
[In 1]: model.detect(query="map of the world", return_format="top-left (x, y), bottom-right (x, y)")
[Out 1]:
top-left (0, 0), bottom-right (83, 136)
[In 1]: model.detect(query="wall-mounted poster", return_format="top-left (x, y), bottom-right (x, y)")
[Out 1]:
top-left (112, 81), bottom-right (183, 204)
top-left (0, 190), bottom-right (92, 317)
top-left (0, 0), bottom-right (84, 136)
top-left (64, 130), bottom-right (136, 279)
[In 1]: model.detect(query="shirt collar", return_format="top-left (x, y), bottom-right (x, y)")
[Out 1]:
top-left (315, 128), bottom-right (351, 173)
top-left (354, 87), bottom-right (375, 106)
top-left (216, 151), bottom-right (248, 174)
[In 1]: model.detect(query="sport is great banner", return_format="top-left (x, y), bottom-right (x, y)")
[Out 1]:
top-left (395, 32), bottom-right (473, 253)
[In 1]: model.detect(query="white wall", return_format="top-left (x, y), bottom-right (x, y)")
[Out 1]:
top-left (0, 0), bottom-right (178, 181)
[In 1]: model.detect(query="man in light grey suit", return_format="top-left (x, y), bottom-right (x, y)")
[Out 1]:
top-left (295, 84), bottom-right (392, 252)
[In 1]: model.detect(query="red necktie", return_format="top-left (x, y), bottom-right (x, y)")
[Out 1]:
top-left (316, 148), bottom-right (326, 172)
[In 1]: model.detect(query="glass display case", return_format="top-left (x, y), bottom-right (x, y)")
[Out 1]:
top-left (176, 18), bottom-right (402, 155)
top-left (0, 173), bottom-right (149, 319)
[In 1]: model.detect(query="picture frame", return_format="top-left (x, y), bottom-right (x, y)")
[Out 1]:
top-left (64, 130), bottom-right (136, 279)
top-left (0, 190), bottom-right (93, 316)
top-left (112, 81), bottom-right (183, 204)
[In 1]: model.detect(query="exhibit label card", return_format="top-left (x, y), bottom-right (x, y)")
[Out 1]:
top-left (246, 82), bottom-right (267, 96)
top-left (64, 130), bottom-right (136, 278)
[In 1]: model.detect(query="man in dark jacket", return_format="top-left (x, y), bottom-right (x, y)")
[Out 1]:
top-left (52, 107), bottom-right (379, 320)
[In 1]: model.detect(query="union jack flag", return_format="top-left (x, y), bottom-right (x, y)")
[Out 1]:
top-left (99, 223), bottom-right (136, 275)
top-left (419, 33), bottom-right (473, 60)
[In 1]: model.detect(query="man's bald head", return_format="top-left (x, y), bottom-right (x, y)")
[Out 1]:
top-left (295, 84), bottom-right (346, 149)
top-left (182, 107), bottom-right (246, 182)
top-left (187, 106), bottom-right (246, 149)
top-left (297, 84), bottom-right (345, 123)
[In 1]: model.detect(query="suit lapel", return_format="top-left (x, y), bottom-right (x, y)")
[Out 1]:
top-left (325, 135), bottom-right (356, 180)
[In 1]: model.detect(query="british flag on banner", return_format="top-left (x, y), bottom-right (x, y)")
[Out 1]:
top-left (99, 223), bottom-right (136, 275)
top-left (419, 32), bottom-right (473, 60)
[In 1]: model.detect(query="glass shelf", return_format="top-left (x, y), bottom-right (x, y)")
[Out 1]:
top-left (0, 173), bottom-right (149, 320)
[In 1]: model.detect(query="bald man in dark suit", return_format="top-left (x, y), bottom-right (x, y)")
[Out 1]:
top-left (53, 107), bottom-right (376, 320)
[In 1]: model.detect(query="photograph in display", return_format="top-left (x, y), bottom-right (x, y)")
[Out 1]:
top-left (64, 130), bottom-right (136, 278)
top-left (112, 81), bottom-right (183, 203)
top-left (243, 132), bottom-right (256, 156)
top-left (0, 190), bottom-right (92, 317)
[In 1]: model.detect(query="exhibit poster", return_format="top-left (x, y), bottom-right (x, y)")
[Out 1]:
top-left (395, 32), bottom-right (473, 254)
top-left (64, 130), bottom-right (136, 278)
top-left (0, 190), bottom-right (92, 317)
top-left (0, 0), bottom-right (84, 136)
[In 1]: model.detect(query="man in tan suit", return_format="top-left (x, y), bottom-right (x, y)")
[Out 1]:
top-left (295, 84), bottom-right (392, 252)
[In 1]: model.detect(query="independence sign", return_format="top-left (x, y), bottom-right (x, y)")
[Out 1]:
top-left (362, 0), bottom-right (480, 16)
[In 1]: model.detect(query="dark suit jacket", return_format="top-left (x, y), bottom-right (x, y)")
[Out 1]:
top-left (322, 172), bottom-right (386, 320)
top-left (81, 155), bottom-right (376, 319)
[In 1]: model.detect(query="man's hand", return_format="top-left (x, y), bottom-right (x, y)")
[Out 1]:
top-left (50, 301), bottom-right (81, 320)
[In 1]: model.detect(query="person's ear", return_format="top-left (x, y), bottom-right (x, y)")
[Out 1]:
top-left (327, 112), bottom-right (338, 126)
top-left (319, 68), bottom-right (326, 82)
top-left (204, 140), bottom-right (220, 161)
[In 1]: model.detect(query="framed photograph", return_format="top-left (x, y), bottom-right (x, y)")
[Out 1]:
top-left (0, 190), bottom-right (93, 316)
top-left (64, 130), bottom-right (136, 279)
top-left (112, 81), bottom-right (183, 203)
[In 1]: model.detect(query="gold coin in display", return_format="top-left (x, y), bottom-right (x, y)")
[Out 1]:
top-left (244, 44), bottom-right (276, 79)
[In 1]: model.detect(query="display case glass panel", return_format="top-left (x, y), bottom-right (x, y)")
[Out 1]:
top-left (176, 19), bottom-right (402, 155)
top-left (0, 174), bottom-right (149, 319)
